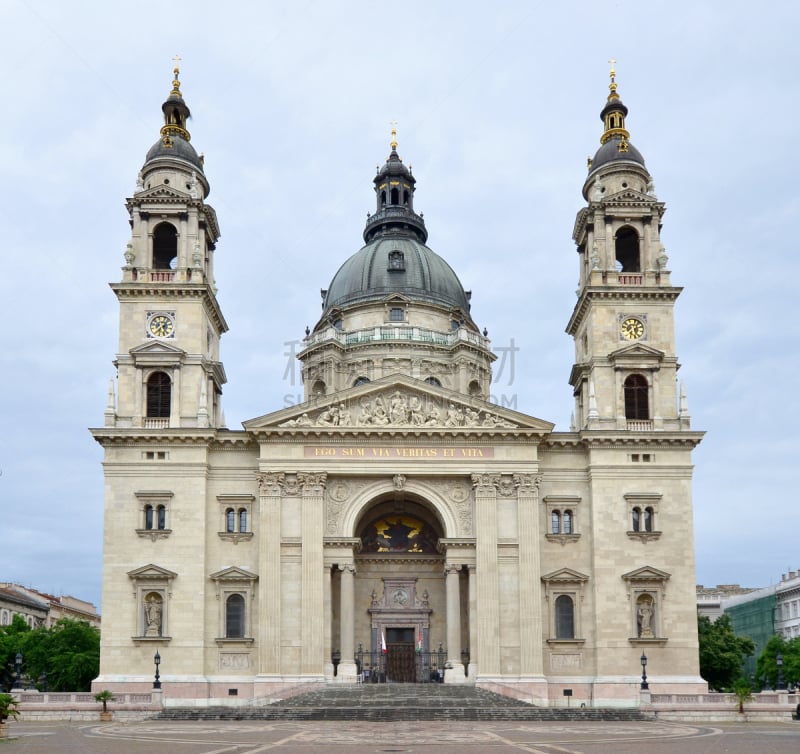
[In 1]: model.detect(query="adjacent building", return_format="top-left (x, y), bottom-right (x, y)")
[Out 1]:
top-left (92, 64), bottom-right (705, 705)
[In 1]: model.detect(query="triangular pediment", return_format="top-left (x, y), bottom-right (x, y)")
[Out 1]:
top-left (243, 373), bottom-right (554, 433)
top-left (130, 340), bottom-right (186, 367)
top-left (130, 341), bottom-right (186, 356)
top-left (127, 564), bottom-right (178, 581)
top-left (621, 566), bottom-right (671, 583)
top-left (133, 184), bottom-right (191, 202)
top-left (209, 566), bottom-right (258, 583)
top-left (602, 188), bottom-right (663, 207)
top-left (542, 568), bottom-right (589, 583)
top-left (609, 343), bottom-right (664, 362)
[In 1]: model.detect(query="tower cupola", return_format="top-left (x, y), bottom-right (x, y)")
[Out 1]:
top-left (365, 127), bottom-right (427, 244)
top-left (584, 62), bottom-right (648, 197)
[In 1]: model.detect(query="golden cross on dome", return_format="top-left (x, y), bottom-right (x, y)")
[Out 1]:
top-left (608, 57), bottom-right (616, 83)
top-left (172, 54), bottom-right (182, 72)
top-left (390, 120), bottom-right (398, 151)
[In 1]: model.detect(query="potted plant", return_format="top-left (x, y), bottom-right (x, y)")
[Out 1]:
top-left (0, 693), bottom-right (20, 738)
top-left (732, 678), bottom-right (753, 721)
top-left (94, 690), bottom-right (115, 722)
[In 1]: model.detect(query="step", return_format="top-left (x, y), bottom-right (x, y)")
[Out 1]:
top-left (157, 685), bottom-right (652, 722)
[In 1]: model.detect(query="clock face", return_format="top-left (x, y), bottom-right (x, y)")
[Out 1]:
top-left (148, 314), bottom-right (174, 338)
top-left (621, 317), bottom-right (644, 340)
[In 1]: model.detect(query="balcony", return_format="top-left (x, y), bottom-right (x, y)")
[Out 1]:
top-left (143, 418), bottom-right (169, 429)
top-left (626, 420), bottom-right (653, 431)
top-left (302, 324), bottom-right (490, 353)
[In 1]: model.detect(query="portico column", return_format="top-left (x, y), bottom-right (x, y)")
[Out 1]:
top-left (445, 563), bottom-right (462, 668)
top-left (337, 563), bottom-right (358, 680)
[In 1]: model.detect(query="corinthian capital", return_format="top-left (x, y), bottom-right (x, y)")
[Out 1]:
top-left (513, 473), bottom-right (542, 496)
top-left (257, 472), bottom-right (285, 496)
top-left (298, 471), bottom-right (328, 494)
top-left (471, 473), bottom-right (500, 492)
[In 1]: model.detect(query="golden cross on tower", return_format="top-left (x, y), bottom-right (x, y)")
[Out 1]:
top-left (173, 54), bottom-right (182, 72)
top-left (390, 120), bottom-right (398, 151)
top-left (608, 57), bottom-right (616, 83)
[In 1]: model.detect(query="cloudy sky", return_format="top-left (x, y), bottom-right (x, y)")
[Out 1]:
top-left (1, 1), bottom-right (797, 609)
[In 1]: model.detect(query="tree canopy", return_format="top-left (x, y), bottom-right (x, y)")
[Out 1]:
top-left (0, 617), bottom-right (99, 692)
top-left (755, 634), bottom-right (800, 690)
top-left (697, 614), bottom-right (755, 691)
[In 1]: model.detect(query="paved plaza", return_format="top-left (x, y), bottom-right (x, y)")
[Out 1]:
top-left (4, 719), bottom-right (800, 753)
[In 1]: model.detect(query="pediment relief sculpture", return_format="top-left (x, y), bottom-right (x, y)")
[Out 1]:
top-left (278, 389), bottom-right (517, 429)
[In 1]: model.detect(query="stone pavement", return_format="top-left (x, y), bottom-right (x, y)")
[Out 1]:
top-left (5, 719), bottom-right (800, 753)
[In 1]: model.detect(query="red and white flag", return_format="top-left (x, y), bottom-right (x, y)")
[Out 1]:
top-left (381, 628), bottom-right (387, 654)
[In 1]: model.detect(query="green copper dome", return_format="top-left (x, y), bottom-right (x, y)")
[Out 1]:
top-left (322, 236), bottom-right (472, 313)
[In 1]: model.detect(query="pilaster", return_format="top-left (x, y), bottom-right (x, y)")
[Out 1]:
top-left (256, 472), bottom-right (283, 675)
top-left (515, 473), bottom-right (543, 676)
top-left (299, 472), bottom-right (327, 677)
top-left (472, 473), bottom-right (500, 676)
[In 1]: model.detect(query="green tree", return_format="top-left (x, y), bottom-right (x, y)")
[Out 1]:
top-left (756, 635), bottom-right (800, 689)
top-left (697, 614), bottom-right (755, 691)
top-left (0, 616), bottom-right (31, 691)
top-left (0, 618), bottom-right (99, 692)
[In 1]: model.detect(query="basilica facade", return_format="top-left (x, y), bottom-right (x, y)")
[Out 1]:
top-left (92, 65), bottom-right (706, 706)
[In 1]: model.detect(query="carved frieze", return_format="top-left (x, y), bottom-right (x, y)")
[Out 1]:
top-left (279, 388), bottom-right (517, 429)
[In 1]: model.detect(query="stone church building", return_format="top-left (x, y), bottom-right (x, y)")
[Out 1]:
top-left (92, 65), bottom-right (706, 705)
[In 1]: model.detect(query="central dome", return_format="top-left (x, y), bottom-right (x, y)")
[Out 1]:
top-left (322, 236), bottom-right (472, 313)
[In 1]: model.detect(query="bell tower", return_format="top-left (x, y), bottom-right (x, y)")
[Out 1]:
top-left (108, 63), bottom-right (227, 430)
top-left (567, 64), bottom-right (690, 432)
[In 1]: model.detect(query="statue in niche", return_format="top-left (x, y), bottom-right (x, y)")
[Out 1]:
top-left (144, 594), bottom-right (163, 637)
top-left (637, 596), bottom-right (655, 638)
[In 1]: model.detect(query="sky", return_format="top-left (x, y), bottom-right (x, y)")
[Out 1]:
top-left (0, 0), bottom-right (798, 610)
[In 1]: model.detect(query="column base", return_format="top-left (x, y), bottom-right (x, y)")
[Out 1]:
top-left (444, 666), bottom-right (470, 684)
top-left (334, 661), bottom-right (359, 682)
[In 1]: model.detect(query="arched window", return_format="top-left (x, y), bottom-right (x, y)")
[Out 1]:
top-left (144, 504), bottom-right (154, 530)
top-left (424, 377), bottom-right (441, 387)
top-left (555, 595), bottom-right (575, 639)
top-left (551, 510), bottom-right (561, 534)
top-left (380, 190), bottom-right (386, 206)
top-left (615, 226), bottom-right (640, 272)
top-left (353, 376), bottom-right (370, 387)
top-left (156, 504), bottom-right (166, 530)
top-left (468, 381), bottom-right (482, 397)
top-left (153, 222), bottom-right (178, 270)
top-left (563, 510), bottom-right (573, 535)
top-left (632, 507), bottom-right (641, 532)
top-left (624, 374), bottom-right (649, 420)
top-left (312, 380), bottom-right (326, 397)
top-left (226, 508), bottom-right (235, 533)
top-left (238, 508), bottom-right (248, 533)
top-left (146, 372), bottom-right (171, 418)
top-left (644, 507), bottom-right (654, 532)
top-left (225, 594), bottom-right (245, 638)
top-left (390, 187), bottom-right (399, 205)
top-left (403, 189), bottom-right (410, 205)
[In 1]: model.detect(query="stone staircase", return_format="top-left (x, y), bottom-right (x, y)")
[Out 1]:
top-left (157, 684), bottom-right (653, 722)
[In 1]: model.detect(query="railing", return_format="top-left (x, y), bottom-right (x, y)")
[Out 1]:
top-left (617, 274), bottom-right (643, 285)
top-left (352, 645), bottom-right (450, 684)
top-left (304, 325), bottom-right (490, 352)
top-left (149, 271), bottom-right (175, 282)
top-left (627, 420), bottom-right (653, 431)
top-left (143, 418), bottom-right (169, 429)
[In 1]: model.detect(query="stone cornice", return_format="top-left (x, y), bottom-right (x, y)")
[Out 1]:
top-left (91, 428), bottom-right (255, 448)
top-left (566, 286), bottom-right (682, 336)
top-left (540, 431), bottom-right (703, 450)
top-left (249, 428), bottom-right (548, 443)
top-left (110, 282), bottom-right (228, 334)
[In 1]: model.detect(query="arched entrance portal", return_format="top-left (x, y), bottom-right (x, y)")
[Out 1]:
top-left (331, 495), bottom-right (469, 683)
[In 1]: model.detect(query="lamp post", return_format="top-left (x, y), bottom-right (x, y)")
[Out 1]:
top-left (776, 653), bottom-right (785, 691)
top-left (153, 651), bottom-right (161, 689)
top-left (640, 652), bottom-right (649, 690)
top-left (12, 652), bottom-right (22, 690)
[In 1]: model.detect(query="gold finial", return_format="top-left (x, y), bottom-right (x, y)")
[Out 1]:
top-left (608, 57), bottom-right (618, 98)
top-left (170, 54), bottom-right (182, 96)
top-left (390, 120), bottom-right (398, 151)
